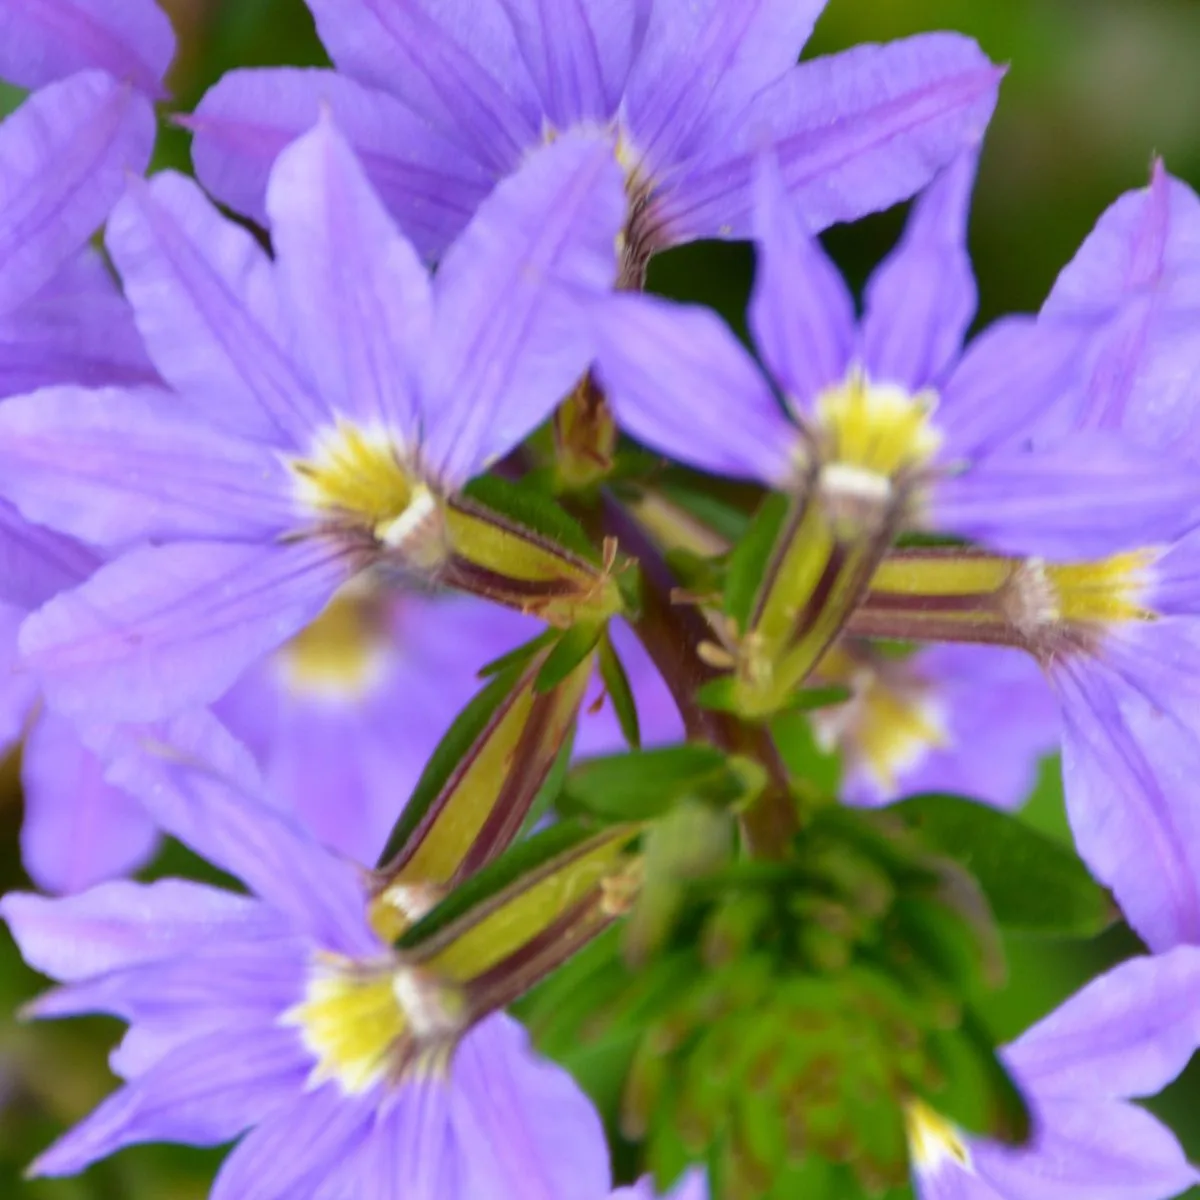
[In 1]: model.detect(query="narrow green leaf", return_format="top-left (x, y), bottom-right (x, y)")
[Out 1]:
top-left (477, 628), bottom-right (557, 679)
top-left (893, 793), bottom-right (1116, 938)
top-left (535, 620), bottom-right (604, 693)
top-left (723, 491), bottom-right (789, 629)
top-left (562, 744), bottom-right (732, 822)
top-left (657, 479), bottom-right (752, 545)
top-left (598, 630), bottom-right (641, 749)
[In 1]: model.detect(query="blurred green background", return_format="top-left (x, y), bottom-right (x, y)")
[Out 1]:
top-left (1, 0), bottom-right (1198, 1195)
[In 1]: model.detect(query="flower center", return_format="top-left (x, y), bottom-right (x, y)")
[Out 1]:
top-left (1043, 550), bottom-right (1157, 625)
top-left (812, 646), bottom-right (947, 794)
top-left (285, 954), bottom-right (465, 1095)
top-left (815, 369), bottom-right (943, 481)
top-left (905, 1099), bottom-right (971, 1175)
top-left (279, 591), bottom-right (392, 701)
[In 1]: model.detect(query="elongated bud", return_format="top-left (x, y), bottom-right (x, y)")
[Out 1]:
top-left (847, 546), bottom-right (1158, 659)
top-left (371, 638), bottom-right (597, 936)
top-left (439, 483), bottom-right (625, 627)
top-left (396, 821), bottom-right (644, 1021)
top-left (725, 464), bottom-right (907, 719)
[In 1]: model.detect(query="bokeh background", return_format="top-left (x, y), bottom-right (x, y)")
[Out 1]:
top-left (1, 0), bottom-right (1198, 1195)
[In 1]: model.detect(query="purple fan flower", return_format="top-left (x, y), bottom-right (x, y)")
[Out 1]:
top-left (0, 24), bottom-right (170, 892)
top-left (812, 641), bottom-right (1057, 810)
top-left (0, 114), bottom-right (625, 723)
top-left (185, 0), bottom-right (1002, 264)
top-left (2, 713), bottom-right (614, 1199)
top-left (589, 152), bottom-right (1200, 561)
top-left (993, 164), bottom-right (1200, 951)
top-left (910, 947), bottom-right (1200, 1199)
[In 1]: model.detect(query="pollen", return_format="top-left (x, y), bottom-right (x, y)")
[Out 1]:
top-left (1045, 550), bottom-right (1158, 625)
top-left (905, 1099), bottom-right (972, 1175)
top-left (285, 956), bottom-right (410, 1095)
top-left (279, 591), bottom-right (390, 700)
top-left (285, 953), bottom-right (467, 1095)
top-left (812, 646), bottom-right (947, 793)
top-left (290, 420), bottom-right (416, 532)
top-left (815, 369), bottom-right (943, 480)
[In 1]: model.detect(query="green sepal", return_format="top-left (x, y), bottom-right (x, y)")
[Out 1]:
top-left (561, 745), bottom-right (764, 824)
top-left (598, 629), bottom-right (641, 749)
top-left (723, 491), bottom-right (789, 629)
top-left (536, 620), bottom-right (604, 693)
top-left (476, 628), bottom-right (557, 679)
top-left (893, 793), bottom-right (1117, 938)
top-left (517, 727), bottom-right (576, 840)
top-left (461, 472), bottom-right (598, 562)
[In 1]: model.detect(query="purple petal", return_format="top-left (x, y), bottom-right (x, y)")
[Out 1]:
top-left (1054, 658), bottom-right (1200, 951)
top-left (654, 34), bottom-right (1001, 246)
top-left (1006, 946), bottom-right (1200, 1101)
top-left (932, 432), bottom-right (1200, 559)
top-left (0, 0), bottom-right (175, 96)
top-left (591, 293), bottom-right (797, 484)
top-left (1043, 161), bottom-right (1200, 327)
top-left (497, 0), bottom-right (643, 125)
top-left (624, 0), bottom-right (823, 171)
top-left (913, 1165), bottom-right (1004, 1200)
top-left (29, 1026), bottom-right (307, 1177)
top-left (970, 1096), bottom-right (1197, 1200)
top-left (935, 317), bottom-right (1082, 458)
top-left (0, 877), bottom-right (279, 983)
top-left (211, 1086), bottom-right (371, 1200)
top-left (0, 498), bottom-right (97, 610)
top-left (100, 710), bottom-right (377, 955)
top-left (106, 171), bottom-right (324, 447)
top-left (21, 709), bottom-right (159, 895)
top-left (0, 602), bottom-right (35, 750)
top-left (450, 1015), bottom-right (611, 1200)
top-left (304, 0), bottom-right (540, 174)
top-left (861, 154), bottom-right (979, 391)
top-left (421, 130), bottom-right (625, 485)
top-left (187, 68), bottom-right (492, 261)
top-left (266, 114), bottom-right (431, 443)
top-left (0, 247), bottom-right (158, 396)
top-left (0, 71), bottom-right (155, 316)
top-left (749, 153), bottom-right (856, 408)
top-left (0, 386), bottom-right (298, 547)
top-left (612, 1171), bottom-right (710, 1200)
top-left (21, 539), bottom-right (355, 721)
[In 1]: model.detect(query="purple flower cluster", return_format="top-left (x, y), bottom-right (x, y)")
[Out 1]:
top-left (1, 2), bottom-right (1200, 1199)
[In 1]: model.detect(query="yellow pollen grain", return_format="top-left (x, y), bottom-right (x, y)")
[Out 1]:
top-left (280, 593), bottom-right (387, 699)
top-left (1045, 549), bottom-right (1157, 625)
top-left (815, 370), bottom-right (943, 479)
top-left (291, 421), bottom-right (415, 529)
top-left (285, 958), bottom-right (408, 1095)
top-left (906, 1099), bottom-right (972, 1173)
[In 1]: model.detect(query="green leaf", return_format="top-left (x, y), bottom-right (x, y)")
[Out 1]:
top-left (536, 620), bottom-right (604, 693)
top-left (561, 744), bottom-right (737, 823)
top-left (657, 478), bottom-right (751, 546)
top-left (892, 793), bottom-right (1116, 938)
top-left (598, 630), bottom-right (641, 748)
top-left (477, 628), bottom-right (557, 678)
top-left (723, 491), bottom-right (789, 629)
top-left (769, 709), bottom-right (841, 797)
top-left (462, 471), bottom-right (599, 561)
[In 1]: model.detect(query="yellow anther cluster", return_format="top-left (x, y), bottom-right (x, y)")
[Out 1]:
top-left (815, 369), bottom-right (943, 479)
top-left (285, 956), bottom-right (410, 1095)
top-left (1045, 550), bottom-right (1158, 625)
